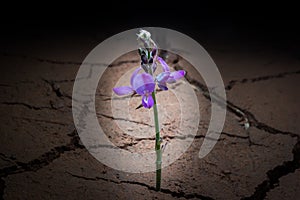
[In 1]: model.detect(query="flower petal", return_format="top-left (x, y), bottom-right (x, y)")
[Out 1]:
top-left (132, 73), bottom-right (155, 95)
top-left (157, 57), bottom-right (170, 72)
top-left (158, 82), bottom-right (168, 90)
top-left (113, 86), bottom-right (134, 96)
top-left (141, 54), bottom-right (148, 64)
top-left (151, 63), bottom-right (157, 73)
top-left (151, 48), bottom-right (157, 57)
top-left (130, 67), bottom-right (142, 86)
top-left (156, 72), bottom-right (170, 83)
top-left (167, 70), bottom-right (186, 83)
top-left (142, 94), bottom-right (154, 108)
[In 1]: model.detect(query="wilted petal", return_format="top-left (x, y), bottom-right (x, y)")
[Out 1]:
top-left (130, 67), bottom-right (142, 86)
top-left (156, 72), bottom-right (170, 82)
top-left (113, 86), bottom-right (134, 96)
top-left (137, 30), bottom-right (151, 41)
top-left (142, 94), bottom-right (154, 108)
top-left (167, 70), bottom-right (186, 83)
top-left (132, 73), bottom-right (155, 95)
top-left (137, 30), bottom-right (156, 49)
top-left (157, 57), bottom-right (170, 72)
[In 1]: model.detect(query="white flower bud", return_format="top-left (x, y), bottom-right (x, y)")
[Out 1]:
top-left (137, 29), bottom-right (151, 41)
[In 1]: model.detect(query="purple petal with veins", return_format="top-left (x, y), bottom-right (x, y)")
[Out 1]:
top-left (113, 86), bottom-right (134, 95)
top-left (130, 67), bottom-right (142, 86)
top-left (156, 72), bottom-right (170, 83)
top-left (157, 57), bottom-right (170, 72)
top-left (156, 72), bottom-right (170, 90)
top-left (142, 94), bottom-right (154, 108)
top-left (132, 73), bottom-right (155, 95)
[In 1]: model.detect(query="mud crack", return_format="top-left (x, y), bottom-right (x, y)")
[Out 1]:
top-left (242, 139), bottom-right (300, 200)
top-left (226, 70), bottom-right (300, 90)
top-left (1, 102), bottom-right (52, 110)
top-left (0, 51), bottom-right (138, 67)
top-left (12, 117), bottom-right (69, 126)
top-left (0, 130), bottom-right (83, 178)
top-left (0, 130), bottom-right (84, 198)
top-left (97, 113), bottom-right (153, 127)
top-left (172, 58), bottom-right (300, 199)
top-left (174, 65), bottom-right (299, 139)
top-left (67, 172), bottom-right (214, 200)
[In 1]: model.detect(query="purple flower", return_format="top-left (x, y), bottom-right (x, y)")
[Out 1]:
top-left (113, 54), bottom-right (186, 109)
top-left (133, 73), bottom-right (155, 108)
top-left (156, 56), bottom-right (186, 90)
top-left (113, 67), bottom-right (141, 95)
top-left (113, 67), bottom-right (155, 108)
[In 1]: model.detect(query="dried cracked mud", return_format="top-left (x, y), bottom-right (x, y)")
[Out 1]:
top-left (0, 30), bottom-right (299, 200)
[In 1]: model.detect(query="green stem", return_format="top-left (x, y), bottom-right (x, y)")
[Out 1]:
top-left (152, 91), bottom-right (161, 191)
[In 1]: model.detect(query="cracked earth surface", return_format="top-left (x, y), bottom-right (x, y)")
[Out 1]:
top-left (0, 33), bottom-right (299, 200)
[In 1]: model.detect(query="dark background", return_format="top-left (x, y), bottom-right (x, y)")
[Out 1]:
top-left (1, 3), bottom-right (299, 49)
